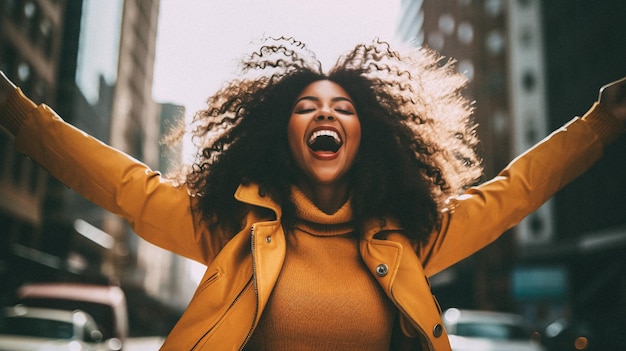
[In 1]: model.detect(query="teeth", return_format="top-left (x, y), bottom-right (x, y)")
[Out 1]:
top-left (308, 130), bottom-right (341, 144)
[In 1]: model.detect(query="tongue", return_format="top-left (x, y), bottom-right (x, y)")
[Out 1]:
top-left (309, 135), bottom-right (340, 152)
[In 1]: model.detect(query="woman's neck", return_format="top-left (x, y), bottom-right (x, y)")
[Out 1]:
top-left (296, 180), bottom-right (349, 215)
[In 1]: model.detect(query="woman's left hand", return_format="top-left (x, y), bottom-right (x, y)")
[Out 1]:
top-left (599, 76), bottom-right (626, 122)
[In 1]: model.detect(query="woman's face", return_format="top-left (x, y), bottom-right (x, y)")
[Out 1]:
top-left (288, 80), bottom-right (361, 187)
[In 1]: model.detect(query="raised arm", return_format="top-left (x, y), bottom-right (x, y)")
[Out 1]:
top-left (0, 71), bottom-right (223, 264)
top-left (419, 76), bottom-right (626, 276)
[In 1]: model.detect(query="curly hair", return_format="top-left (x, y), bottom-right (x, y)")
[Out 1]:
top-left (167, 37), bottom-right (482, 244)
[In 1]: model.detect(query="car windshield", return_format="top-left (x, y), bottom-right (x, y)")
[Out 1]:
top-left (455, 322), bottom-right (531, 341)
top-left (0, 316), bottom-right (74, 339)
top-left (20, 298), bottom-right (115, 340)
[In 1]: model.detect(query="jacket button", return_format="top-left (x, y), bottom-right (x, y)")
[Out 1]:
top-left (433, 323), bottom-right (443, 338)
top-left (265, 236), bottom-right (272, 243)
top-left (375, 264), bottom-right (388, 276)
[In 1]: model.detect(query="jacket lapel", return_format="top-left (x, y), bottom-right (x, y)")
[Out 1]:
top-left (360, 221), bottom-right (452, 351)
top-left (234, 184), bottom-right (286, 327)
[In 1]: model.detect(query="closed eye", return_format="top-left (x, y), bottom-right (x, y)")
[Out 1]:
top-left (335, 109), bottom-right (355, 115)
top-left (295, 108), bottom-right (316, 114)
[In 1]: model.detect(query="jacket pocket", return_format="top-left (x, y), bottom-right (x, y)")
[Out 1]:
top-left (191, 276), bottom-right (255, 350)
top-left (194, 270), bottom-right (222, 296)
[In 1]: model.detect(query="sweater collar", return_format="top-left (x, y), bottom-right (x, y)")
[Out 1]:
top-left (234, 182), bottom-right (403, 238)
top-left (291, 186), bottom-right (355, 237)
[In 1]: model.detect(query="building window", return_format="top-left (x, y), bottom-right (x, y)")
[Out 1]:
top-left (438, 14), bottom-right (455, 36)
top-left (23, 0), bottom-right (40, 41)
top-left (519, 26), bottom-right (535, 48)
top-left (486, 30), bottom-right (505, 55)
top-left (485, 0), bottom-right (503, 17)
top-left (39, 18), bottom-right (54, 58)
top-left (522, 70), bottom-right (537, 92)
top-left (457, 22), bottom-right (474, 45)
top-left (427, 31), bottom-right (445, 51)
top-left (16, 60), bottom-right (35, 94)
top-left (17, 61), bottom-right (30, 82)
top-left (524, 114), bottom-right (539, 145)
top-left (23, 0), bottom-right (36, 18)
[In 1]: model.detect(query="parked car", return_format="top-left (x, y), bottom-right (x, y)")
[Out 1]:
top-left (16, 283), bottom-right (127, 351)
top-left (0, 305), bottom-right (108, 351)
top-left (443, 308), bottom-right (545, 351)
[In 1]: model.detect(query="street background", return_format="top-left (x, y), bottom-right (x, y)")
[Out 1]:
top-left (1, 0), bottom-right (625, 350)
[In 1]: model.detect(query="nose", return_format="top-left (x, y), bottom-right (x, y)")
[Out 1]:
top-left (315, 114), bottom-right (335, 121)
top-left (316, 104), bottom-right (335, 121)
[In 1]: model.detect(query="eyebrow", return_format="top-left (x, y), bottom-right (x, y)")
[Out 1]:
top-left (294, 96), bottom-right (354, 104)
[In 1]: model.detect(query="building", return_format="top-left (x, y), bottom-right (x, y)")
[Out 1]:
top-left (529, 2), bottom-right (626, 347)
top-left (0, 0), bottom-right (69, 304)
top-left (1, 0), bottom-right (199, 336)
top-left (397, 1), bottom-right (626, 344)
top-left (397, 0), bottom-right (531, 311)
top-left (96, 0), bottom-right (161, 283)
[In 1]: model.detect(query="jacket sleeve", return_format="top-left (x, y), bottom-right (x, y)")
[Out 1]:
top-left (419, 103), bottom-right (625, 276)
top-left (1, 88), bottom-right (224, 264)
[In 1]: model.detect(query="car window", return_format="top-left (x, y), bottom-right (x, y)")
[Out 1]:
top-left (456, 322), bottom-right (531, 341)
top-left (19, 298), bottom-right (115, 340)
top-left (0, 316), bottom-right (74, 339)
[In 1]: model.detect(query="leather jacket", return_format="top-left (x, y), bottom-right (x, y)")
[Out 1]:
top-left (3, 89), bottom-right (623, 350)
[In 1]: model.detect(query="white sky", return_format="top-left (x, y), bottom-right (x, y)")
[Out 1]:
top-left (152, 0), bottom-right (402, 115)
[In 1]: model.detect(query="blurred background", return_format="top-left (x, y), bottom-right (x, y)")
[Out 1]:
top-left (0, 0), bottom-right (625, 350)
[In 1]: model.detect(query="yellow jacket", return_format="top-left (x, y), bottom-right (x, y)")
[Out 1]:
top-left (2, 88), bottom-right (623, 350)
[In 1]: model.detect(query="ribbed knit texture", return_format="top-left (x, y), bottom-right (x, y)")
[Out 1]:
top-left (581, 102), bottom-right (626, 146)
top-left (0, 88), bottom-right (36, 135)
top-left (244, 187), bottom-right (395, 350)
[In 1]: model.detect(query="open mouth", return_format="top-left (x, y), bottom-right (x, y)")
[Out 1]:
top-left (307, 129), bottom-right (343, 153)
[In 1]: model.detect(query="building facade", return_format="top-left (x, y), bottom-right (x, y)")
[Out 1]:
top-left (0, 0), bottom-right (68, 305)
top-left (397, 0), bottom-right (626, 347)
top-left (1, 0), bottom-right (199, 335)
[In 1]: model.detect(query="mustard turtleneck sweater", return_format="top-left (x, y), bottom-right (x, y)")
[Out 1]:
top-left (245, 188), bottom-right (396, 350)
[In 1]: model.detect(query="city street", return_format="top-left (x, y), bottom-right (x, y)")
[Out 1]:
top-left (1, 1), bottom-right (626, 350)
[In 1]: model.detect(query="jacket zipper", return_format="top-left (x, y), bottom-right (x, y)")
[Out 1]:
top-left (190, 226), bottom-right (258, 351)
top-left (238, 225), bottom-right (260, 350)
top-left (189, 275), bottom-right (254, 350)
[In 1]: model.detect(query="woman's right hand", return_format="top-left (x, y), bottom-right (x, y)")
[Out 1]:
top-left (598, 76), bottom-right (626, 123)
top-left (0, 71), bottom-right (17, 107)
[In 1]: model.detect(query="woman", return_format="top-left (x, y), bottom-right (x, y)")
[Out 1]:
top-left (1, 38), bottom-right (625, 350)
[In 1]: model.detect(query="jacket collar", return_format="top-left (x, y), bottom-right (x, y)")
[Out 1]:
top-left (234, 183), bottom-right (282, 220)
top-left (234, 182), bottom-right (404, 238)
top-left (362, 217), bottom-right (404, 240)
